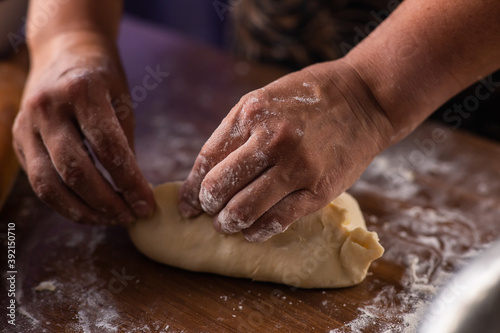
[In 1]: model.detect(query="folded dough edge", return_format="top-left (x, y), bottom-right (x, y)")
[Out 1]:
top-left (128, 181), bottom-right (384, 288)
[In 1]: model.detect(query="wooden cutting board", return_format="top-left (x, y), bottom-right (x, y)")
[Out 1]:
top-left (1, 17), bottom-right (499, 333)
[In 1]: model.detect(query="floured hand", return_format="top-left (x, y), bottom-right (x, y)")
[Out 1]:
top-left (13, 31), bottom-right (155, 225)
top-left (179, 60), bottom-right (394, 242)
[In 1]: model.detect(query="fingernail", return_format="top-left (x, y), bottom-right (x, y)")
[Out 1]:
top-left (244, 220), bottom-right (283, 243)
top-left (217, 211), bottom-right (239, 234)
top-left (118, 212), bottom-right (136, 226)
top-left (217, 209), bottom-right (252, 234)
top-left (132, 201), bottom-right (153, 218)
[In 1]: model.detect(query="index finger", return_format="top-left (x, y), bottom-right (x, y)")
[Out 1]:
top-left (75, 89), bottom-right (155, 219)
top-left (179, 110), bottom-right (250, 218)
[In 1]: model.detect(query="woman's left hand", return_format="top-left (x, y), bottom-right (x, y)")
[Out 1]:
top-left (178, 60), bottom-right (394, 242)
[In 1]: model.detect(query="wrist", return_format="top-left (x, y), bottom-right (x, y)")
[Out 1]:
top-left (305, 60), bottom-right (398, 151)
top-left (27, 0), bottom-right (122, 54)
top-left (28, 30), bottom-right (119, 71)
top-left (343, 51), bottom-right (428, 142)
top-left (336, 0), bottom-right (500, 144)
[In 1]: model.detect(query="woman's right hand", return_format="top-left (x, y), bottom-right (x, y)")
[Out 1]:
top-left (12, 31), bottom-right (155, 225)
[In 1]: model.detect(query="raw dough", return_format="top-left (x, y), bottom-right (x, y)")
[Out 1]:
top-left (129, 181), bottom-right (384, 288)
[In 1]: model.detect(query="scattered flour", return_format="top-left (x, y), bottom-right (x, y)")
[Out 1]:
top-left (329, 200), bottom-right (489, 332)
top-left (34, 280), bottom-right (57, 292)
top-left (271, 96), bottom-right (320, 104)
top-left (332, 132), bottom-right (498, 332)
top-left (353, 155), bottom-right (419, 201)
top-left (292, 96), bottom-right (320, 104)
top-left (136, 110), bottom-right (206, 184)
top-left (18, 307), bottom-right (41, 327)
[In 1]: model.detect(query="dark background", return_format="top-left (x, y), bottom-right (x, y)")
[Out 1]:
top-left (123, 0), bottom-right (500, 143)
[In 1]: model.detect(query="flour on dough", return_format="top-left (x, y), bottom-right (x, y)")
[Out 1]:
top-left (129, 181), bottom-right (384, 288)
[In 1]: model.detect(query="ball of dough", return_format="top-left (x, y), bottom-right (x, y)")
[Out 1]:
top-left (128, 181), bottom-right (384, 288)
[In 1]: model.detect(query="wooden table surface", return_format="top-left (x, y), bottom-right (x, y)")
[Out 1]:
top-left (1, 17), bottom-right (500, 333)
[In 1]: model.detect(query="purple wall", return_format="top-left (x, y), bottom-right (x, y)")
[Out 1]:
top-left (124, 0), bottom-right (229, 48)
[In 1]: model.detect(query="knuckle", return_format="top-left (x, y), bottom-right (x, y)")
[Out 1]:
top-left (31, 176), bottom-right (56, 203)
top-left (107, 153), bottom-right (135, 176)
top-left (94, 139), bottom-right (123, 164)
top-left (239, 91), bottom-right (260, 106)
top-left (240, 102), bottom-right (265, 123)
top-left (11, 115), bottom-right (28, 141)
top-left (193, 153), bottom-right (214, 177)
top-left (24, 92), bottom-right (55, 118)
top-left (49, 143), bottom-right (87, 186)
top-left (66, 206), bottom-right (86, 223)
top-left (269, 119), bottom-right (301, 150)
top-left (64, 72), bottom-right (97, 98)
top-left (11, 118), bottom-right (22, 136)
top-left (236, 92), bottom-right (266, 119)
top-left (308, 178), bottom-right (333, 203)
top-left (59, 163), bottom-right (86, 187)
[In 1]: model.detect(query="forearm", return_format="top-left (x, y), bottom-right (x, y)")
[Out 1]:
top-left (27, 0), bottom-right (123, 63)
top-left (344, 0), bottom-right (500, 142)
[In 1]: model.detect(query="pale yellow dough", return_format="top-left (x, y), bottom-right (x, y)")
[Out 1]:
top-left (129, 181), bottom-right (384, 288)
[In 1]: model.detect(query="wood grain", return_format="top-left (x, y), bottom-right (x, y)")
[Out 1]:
top-left (0, 17), bottom-right (499, 333)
